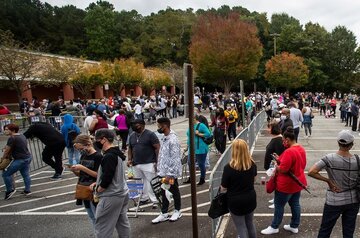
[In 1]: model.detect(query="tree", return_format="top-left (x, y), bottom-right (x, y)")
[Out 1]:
top-left (84, 1), bottom-right (118, 60)
top-left (323, 26), bottom-right (360, 92)
top-left (42, 58), bottom-right (83, 87)
top-left (110, 58), bottom-right (144, 95)
top-left (0, 30), bottom-right (44, 103)
top-left (160, 61), bottom-right (183, 93)
top-left (189, 13), bottom-right (263, 95)
top-left (264, 52), bottom-right (309, 91)
top-left (70, 64), bottom-right (105, 98)
top-left (141, 68), bottom-right (172, 95)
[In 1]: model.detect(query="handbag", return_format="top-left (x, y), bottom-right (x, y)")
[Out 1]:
top-left (75, 184), bottom-right (93, 201)
top-left (208, 188), bottom-right (229, 219)
top-left (266, 174), bottom-right (277, 193)
top-left (0, 135), bottom-right (16, 170)
top-left (0, 156), bottom-right (13, 170)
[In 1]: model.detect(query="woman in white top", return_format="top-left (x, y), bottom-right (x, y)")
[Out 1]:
top-left (134, 101), bottom-right (143, 119)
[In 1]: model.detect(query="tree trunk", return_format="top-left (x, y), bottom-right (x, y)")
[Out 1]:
top-left (223, 80), bottom-right (233, 97)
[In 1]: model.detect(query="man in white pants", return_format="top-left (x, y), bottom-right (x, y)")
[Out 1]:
top-left (128, 119), bottom-right (160, 208)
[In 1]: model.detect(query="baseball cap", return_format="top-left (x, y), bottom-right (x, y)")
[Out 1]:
top-left (337, 130), bottom-right (354, 144)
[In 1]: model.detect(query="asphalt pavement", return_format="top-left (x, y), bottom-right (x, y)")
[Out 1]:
top-left (1, 109), bottom-right (359, 238)
top-left (224, 109), bottom-right (360, 238)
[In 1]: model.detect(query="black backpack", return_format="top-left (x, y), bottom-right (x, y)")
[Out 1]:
top-left (67, 124), bottom-right (79, 147)
top-left (196, 123), bottom-right (213, 145)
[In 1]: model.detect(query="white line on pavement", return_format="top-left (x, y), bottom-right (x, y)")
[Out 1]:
top-left (18, 200), bottom-right (75, 213)
top-left (0, 191), bottom-right (74, 209)
top-left (253, 149), bottom-right (360, 152)
top-left (1, 211), bottom-right (359, 217)
top-left (66, 207), bottom-right (85, 213)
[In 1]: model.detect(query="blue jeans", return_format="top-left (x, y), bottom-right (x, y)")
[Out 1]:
top-left (85, 201), bottom-right (97, 228)
top-left (190, 153), bottom-right (207, 179)
top-left (318, 203), bottom-right (359, 238)
top-left (188, 153), bottom-right (207, 179)
top-left (68, 147), bottom-right (80, 165)
top-left (2, 157), bottom-right (32, 192)
top-left (271, 190), bottom-right (301, 229)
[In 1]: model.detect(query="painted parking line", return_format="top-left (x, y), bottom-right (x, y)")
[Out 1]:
top-left (0, 191), bottom-right (74, 209)
top-left (19, 200), bottom-right (75, 213)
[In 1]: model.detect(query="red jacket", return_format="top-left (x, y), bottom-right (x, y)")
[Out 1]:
top-left (276, 145), bottom-right (307, 193)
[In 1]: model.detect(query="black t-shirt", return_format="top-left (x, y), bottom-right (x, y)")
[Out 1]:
top-left (264, 137), bottom-right (285, 170)
top-left (221, 163), bottom-right (257, 215)
top-left (78, 152), bottom-right (103, 185)
top-left (129, 129), bottom-right (159, 165)
top-left (7, 135), bottom-right (31, 160)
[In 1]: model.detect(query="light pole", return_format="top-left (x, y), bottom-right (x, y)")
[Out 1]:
top-left (270, 33), bottom-right (280, 56)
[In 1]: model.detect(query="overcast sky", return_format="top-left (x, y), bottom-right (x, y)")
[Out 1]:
top-left (44, 0), bottom-right (360, 43)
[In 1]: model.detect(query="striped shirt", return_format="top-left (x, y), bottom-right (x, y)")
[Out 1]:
top-left (315, 153), bottom-right (359, 206)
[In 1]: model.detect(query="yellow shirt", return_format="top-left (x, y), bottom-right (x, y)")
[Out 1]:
top-left (224, 110), bottom-right (238, 123)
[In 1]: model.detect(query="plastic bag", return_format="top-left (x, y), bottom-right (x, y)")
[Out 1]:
top-left (128, 166), bottom-right (135, 179)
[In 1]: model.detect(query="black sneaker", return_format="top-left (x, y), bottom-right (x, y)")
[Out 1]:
top-left (4, 189), bottom-right (16, 200)
top-left (21, 190), bottom-right (32, 196)
top-left (139, 199), bottom-right (150, 206)
top-left (50, 173), bottom-right (62, 180)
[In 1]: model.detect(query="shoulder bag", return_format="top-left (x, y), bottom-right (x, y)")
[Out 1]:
top-left (208, 187), bottom-right (229, 219)
top-left (0, 136), bottom-right (15, 170)
top-left (75, 184), bottom-right (94, 201)
top-left (266, 174), bottom-right (277, 193)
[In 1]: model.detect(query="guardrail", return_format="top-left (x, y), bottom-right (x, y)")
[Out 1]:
top-left (208, 110), bottom-right (266, 238)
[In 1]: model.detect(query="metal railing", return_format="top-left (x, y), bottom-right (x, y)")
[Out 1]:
top-left (208, 110), bottom-right (266, 238)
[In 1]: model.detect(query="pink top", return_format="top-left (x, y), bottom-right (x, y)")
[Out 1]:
top-left (115, 115), bottom-right (128, 130)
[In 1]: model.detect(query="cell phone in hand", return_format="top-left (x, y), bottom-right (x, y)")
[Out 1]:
top-left (64, 163), bottom-right (72, 167)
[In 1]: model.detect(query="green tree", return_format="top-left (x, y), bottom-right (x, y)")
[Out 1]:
top-left (298, 22), bottom-right (330, 91)
top-left (264, 52), bottom-right (309, 91)
top-left (84, 1), bottom-right (118, 60)
top-left (324, 26), bottom-right (360, 92)
top-left (189, 13), bottom-right (263, 95)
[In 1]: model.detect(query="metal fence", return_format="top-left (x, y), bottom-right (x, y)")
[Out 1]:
top-left (208, 110), bottom-right (266, 238)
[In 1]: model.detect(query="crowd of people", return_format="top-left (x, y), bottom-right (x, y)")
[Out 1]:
top-left (2, 90), bottom-right (360, 237)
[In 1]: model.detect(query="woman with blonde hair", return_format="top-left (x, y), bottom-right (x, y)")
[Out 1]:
top-left (221, 139), bottom-right (257, 238)
top-left (70, 135), bottom-right (103, 228)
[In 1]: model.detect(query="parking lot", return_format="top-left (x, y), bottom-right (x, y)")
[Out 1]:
top-left (1, 110), bottom-right (360, 237)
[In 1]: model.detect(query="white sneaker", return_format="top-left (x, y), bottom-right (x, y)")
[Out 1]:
top-left (169, 210), bottom-right (182, 222)
top-left (283, 224), bottom-right (298, 234)
top-left (268, 199), bottom-right (274, 203)
top-left (151, 213), bottom-right (169, 224)
top-left (268, 204), bottom-right (275, 209)
top-left (261, 226), bottom-right (279, 235)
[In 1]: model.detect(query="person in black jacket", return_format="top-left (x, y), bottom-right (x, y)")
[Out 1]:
top-left (279, 108), bottom-right (293, 135)
top-left (90, 129), bottom-right (130, 238)
top-left (264, 122), bottom-right (286, 170)
top-left (23, 122), bottom-right (66, 180)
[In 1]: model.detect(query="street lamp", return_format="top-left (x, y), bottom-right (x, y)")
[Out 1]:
top-left (270, 33), bottom-right (280, 56)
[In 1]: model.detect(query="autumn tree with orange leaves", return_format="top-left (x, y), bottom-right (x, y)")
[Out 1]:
top-left (265, 52), bottom-right (309, 91)
top-left (189, 13), bottom-right (263, 95)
